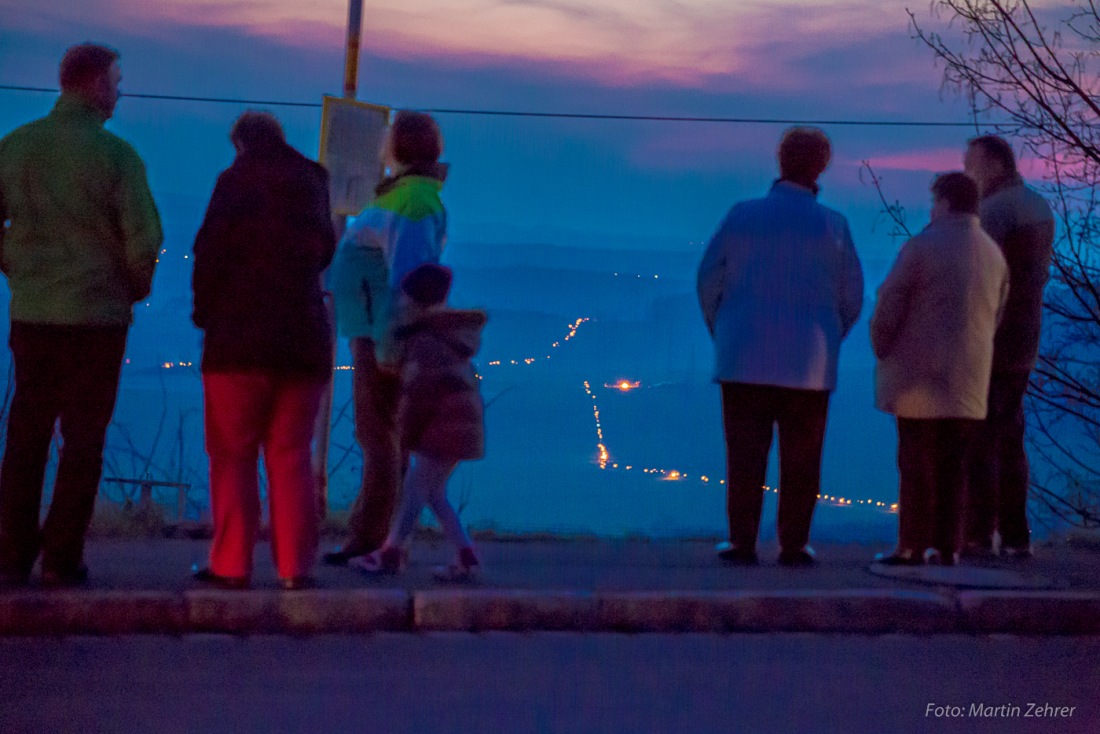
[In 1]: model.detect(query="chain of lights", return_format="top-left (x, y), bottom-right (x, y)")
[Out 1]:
top-left (485, 318), bottom-right (590, 368)
top-left (584, 380), bottom-right (896, 513)
top-left (162, 318), bottom-right (592, 373)
top-left (152, 311), bottom-right (894, 513)
top-left (582, 381), bottom-right (610, 469)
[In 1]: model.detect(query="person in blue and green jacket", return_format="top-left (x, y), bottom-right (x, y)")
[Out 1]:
top-left (324, 110), bottom-right (448, 564)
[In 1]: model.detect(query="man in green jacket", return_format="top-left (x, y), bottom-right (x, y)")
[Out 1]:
top-left (0, 43), bottom-right (162, 587)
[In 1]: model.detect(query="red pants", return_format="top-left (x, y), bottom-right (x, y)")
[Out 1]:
top-left (203, 373), bottom-right (325, 580)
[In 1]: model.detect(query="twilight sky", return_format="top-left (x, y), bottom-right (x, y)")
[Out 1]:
top-left (0, 0), bottom-right (1005, 260)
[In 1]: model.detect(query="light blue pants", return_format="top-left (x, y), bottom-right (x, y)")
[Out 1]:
top-left (385, 453), bottom-right (472, 550)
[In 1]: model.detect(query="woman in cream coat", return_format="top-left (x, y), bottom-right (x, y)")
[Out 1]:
top-left (871, 172), bottom-right (1008, 566)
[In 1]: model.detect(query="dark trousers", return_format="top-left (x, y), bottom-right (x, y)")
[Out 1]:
top-left (721, 382), bottom-right (830, 552)
top-left (0, 322), bottom-right (127, 577)
top-left (343, 338), bottom-right (402, 553)
top-left (896, 418), bottom-right (979, 556)
top-left (965, 371), bottom-right (1032, 549)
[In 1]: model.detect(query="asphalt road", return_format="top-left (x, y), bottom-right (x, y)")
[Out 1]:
top-left (1, 634), bottom-right (1096, 734)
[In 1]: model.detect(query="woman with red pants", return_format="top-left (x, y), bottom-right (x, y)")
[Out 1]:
top-left (191, 111), bottom-right (336, 590)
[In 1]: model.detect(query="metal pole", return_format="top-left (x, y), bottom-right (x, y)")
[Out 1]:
top-left (313, 270), bottom-right (341, 522)
top-left (314, 0), bottom-right (363, 520)
top-left (343, 0), bottom-right (364, 99)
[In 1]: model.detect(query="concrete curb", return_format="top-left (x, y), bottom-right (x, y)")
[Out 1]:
top-left (0, 591), bottom-right (186, 635)
top-left (2, 589), bottom-right (1100, 635)
top-left (959, 591), bottom-right (1100, 634)
top-left (415, 590), bottom-right (598, 632)
top-left (186, 590), bottom-right (411, 634)
top-left (594, 590), bottom-right (957, 634)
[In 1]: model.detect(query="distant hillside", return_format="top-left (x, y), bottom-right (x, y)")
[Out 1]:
top-left (444, 239), bottom-right (702, 277)
top-left (450, 264), bottom-right (691, 321)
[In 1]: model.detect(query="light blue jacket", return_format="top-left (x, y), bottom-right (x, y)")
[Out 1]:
top-left (697, 181), bottom-right (864, 391)
top-left (331, 173), bottom-right (446, 346)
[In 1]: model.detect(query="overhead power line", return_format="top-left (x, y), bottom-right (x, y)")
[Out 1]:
top-left (0, 83), bottom-right (976, 127)
top-left (0, 85), bottom-right (324, 109)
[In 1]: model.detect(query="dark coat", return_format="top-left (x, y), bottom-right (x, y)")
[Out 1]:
top-left (980, 173), bottom-right (1055, 375)
top-left (192, 141), bottom-right (336, 380)
top-left (392, 309), bottom-right (487, 461)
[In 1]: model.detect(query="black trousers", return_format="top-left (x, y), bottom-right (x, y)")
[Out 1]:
top-left (964, 371), bottom-right (1031, 549)
top-left (343, 338), bottom-right (403, 553)
top-left (720, 382), bottom-right (830, 552)
top-left (0, 322), bottom-right (127, 577)
top-left (896, 417), bottom-right (980, 557)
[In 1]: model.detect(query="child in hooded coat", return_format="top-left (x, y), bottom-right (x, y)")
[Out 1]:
top-left (351, 264), bottom-right (487, 580)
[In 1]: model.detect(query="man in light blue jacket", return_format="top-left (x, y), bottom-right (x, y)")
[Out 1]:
top-left (697, 127), bottom-right (863, 566)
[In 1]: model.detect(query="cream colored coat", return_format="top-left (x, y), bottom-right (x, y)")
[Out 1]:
top-left (871, 213), bottom-right (1009, 419)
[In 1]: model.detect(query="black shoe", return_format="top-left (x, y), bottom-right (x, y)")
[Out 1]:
top-left (716, 541), bottom-right (759, 566)
top-left (349, 546), bottom-right (407, 575)
top-left (1000, 544), bottom-right (1033, 560)
top-left (192, 567), bottom-right (249, 590)
top-left (278, 576), bottom-right (316, 591)
top-left (41, 565), bottom-right (89, 588)
top-left (778, 547), bottom-right (817, 567)
top-left (925, 548), bottom-right (958, 567)
top-left (959, 541), bottom-right (997, 560)
top-left (322, 547), bottom-right (369, 567)
top-left (873, 548), bottom-right (924, 566)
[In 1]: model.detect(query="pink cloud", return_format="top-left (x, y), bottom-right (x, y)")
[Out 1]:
top-left (856, 148), bottom-right (964, 173)
top-left (4, 0), bottom-right (931, 92)
top-left (855, 147), bottom-right (1083, 184)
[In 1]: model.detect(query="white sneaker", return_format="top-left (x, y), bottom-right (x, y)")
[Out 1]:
top-left (433, 547), bottom-right (480, 582)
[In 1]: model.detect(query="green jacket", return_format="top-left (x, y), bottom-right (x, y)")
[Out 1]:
top-left (0, 95), bottom-right (162, 325)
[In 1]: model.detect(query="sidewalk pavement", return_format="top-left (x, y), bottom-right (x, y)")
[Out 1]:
top-left (1, 537), bottom-right (1098, 635)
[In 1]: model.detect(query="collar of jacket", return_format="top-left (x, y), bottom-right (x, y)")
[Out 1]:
top-left (771, 178), bottom-right (820, 197)
top-left (924, 211), bottom-right (980, 233)
top-left (393, 309), bottom-right (487, 357)
top-left (234, 139), bottom-right (298, 164)
top-left (375, 161), bottom-right (449, 198)
top-left (982, 171), bottom-right (1024, 199)
top-left (51, 94), bottom-right (109, 125)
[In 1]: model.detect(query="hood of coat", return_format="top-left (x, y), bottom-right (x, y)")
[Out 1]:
top-left (375, 161), bottom-right (450, 198)
top-left (394, 309), bottom-right (487, 358)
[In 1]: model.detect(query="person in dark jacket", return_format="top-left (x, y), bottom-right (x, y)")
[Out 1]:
top-left (191, 111), bottom-right (336, 590)
top-left (0, 44), bottom-right (162, 588)
top-left (352, 264), bottom-right (486, 581)
top-left (962, 135), bottom-right (1055, 560)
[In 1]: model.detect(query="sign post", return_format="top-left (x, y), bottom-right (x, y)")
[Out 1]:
top-left (313, 92), bottom-right (391, 519)
top-left (344, 0), bottom-right (364, 99)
